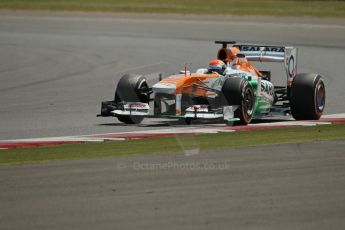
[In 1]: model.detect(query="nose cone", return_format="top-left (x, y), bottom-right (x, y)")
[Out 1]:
top-left (152, 74), bottom-right (186, 94)
top-left (152, 82), bottom-right (176, 94)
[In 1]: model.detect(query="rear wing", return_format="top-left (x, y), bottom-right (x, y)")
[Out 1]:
top-left (234, 45), bottom-right (297, 86)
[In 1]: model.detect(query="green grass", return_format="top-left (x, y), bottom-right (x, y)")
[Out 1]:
top-left (0, 0), bottom-right (344, 17)
top-left (1, 124), bottom-right (345, 165)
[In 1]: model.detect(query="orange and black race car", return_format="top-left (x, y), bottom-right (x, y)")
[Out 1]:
top-left (98, 41), bottom-right (325, 125)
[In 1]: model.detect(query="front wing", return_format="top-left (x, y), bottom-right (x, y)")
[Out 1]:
top-left (97, 101), bottom-right (240, 122)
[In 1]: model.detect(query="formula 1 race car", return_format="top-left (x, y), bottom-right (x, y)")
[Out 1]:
top-left (98, 41), bottom-right (326, 125)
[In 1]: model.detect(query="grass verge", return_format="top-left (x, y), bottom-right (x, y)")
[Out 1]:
top-left (0, 0), bottom-right (344, 17)
top-left (0, 124), bottom-right (344, 165)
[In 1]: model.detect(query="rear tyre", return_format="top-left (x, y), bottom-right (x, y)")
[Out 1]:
top-left (222, 77), bottom-right (254, 125)
top-left (290, 73), bottom-right (325, 120)
top-left (114, 74), bottom-right (150, 124)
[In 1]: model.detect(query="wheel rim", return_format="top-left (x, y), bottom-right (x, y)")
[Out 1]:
top-left (315, 82), bottom-right (325, 112)
top-left (137, 80), bottom-right (150, 103)
top-left (244, 88), bottom-right (254, 116)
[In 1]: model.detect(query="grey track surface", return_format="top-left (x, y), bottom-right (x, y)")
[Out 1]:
top-left (1, 13), bottom-right (345, 230)
top-left (1, 140), bottom-right (345, 229)
top-left (0, 12), bottom-right (345, 139)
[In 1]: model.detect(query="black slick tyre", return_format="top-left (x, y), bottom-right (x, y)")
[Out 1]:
top-left (222, 77), bottom-right (254, 125)
top-left (290, 73), bottom-right (325, 120)
top-left (114, 74), bottom-right (150, 124)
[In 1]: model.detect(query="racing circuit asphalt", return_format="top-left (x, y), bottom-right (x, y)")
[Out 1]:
top-left (1, 140), bottom-right (345, 229)
top-left (1, 12), bottom-right (345, 230)
top-left (0, 12), bottom-right (345, 139)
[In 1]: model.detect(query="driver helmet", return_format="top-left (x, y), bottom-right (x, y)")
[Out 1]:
top-left (208, 59), bottom-right (226, 74)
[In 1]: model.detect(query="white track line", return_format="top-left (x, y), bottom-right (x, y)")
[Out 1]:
top-left (0, 114), bottom-right (344, 146)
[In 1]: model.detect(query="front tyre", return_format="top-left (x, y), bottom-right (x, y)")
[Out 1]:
top-left (117, 115), bottom-right (144, 125)
top-left (222, 77), bottom-right (254, 125)
top-left (114, 74), bottom-right (150, 124)
top-left (290, 73), bottom-right (325, 120)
